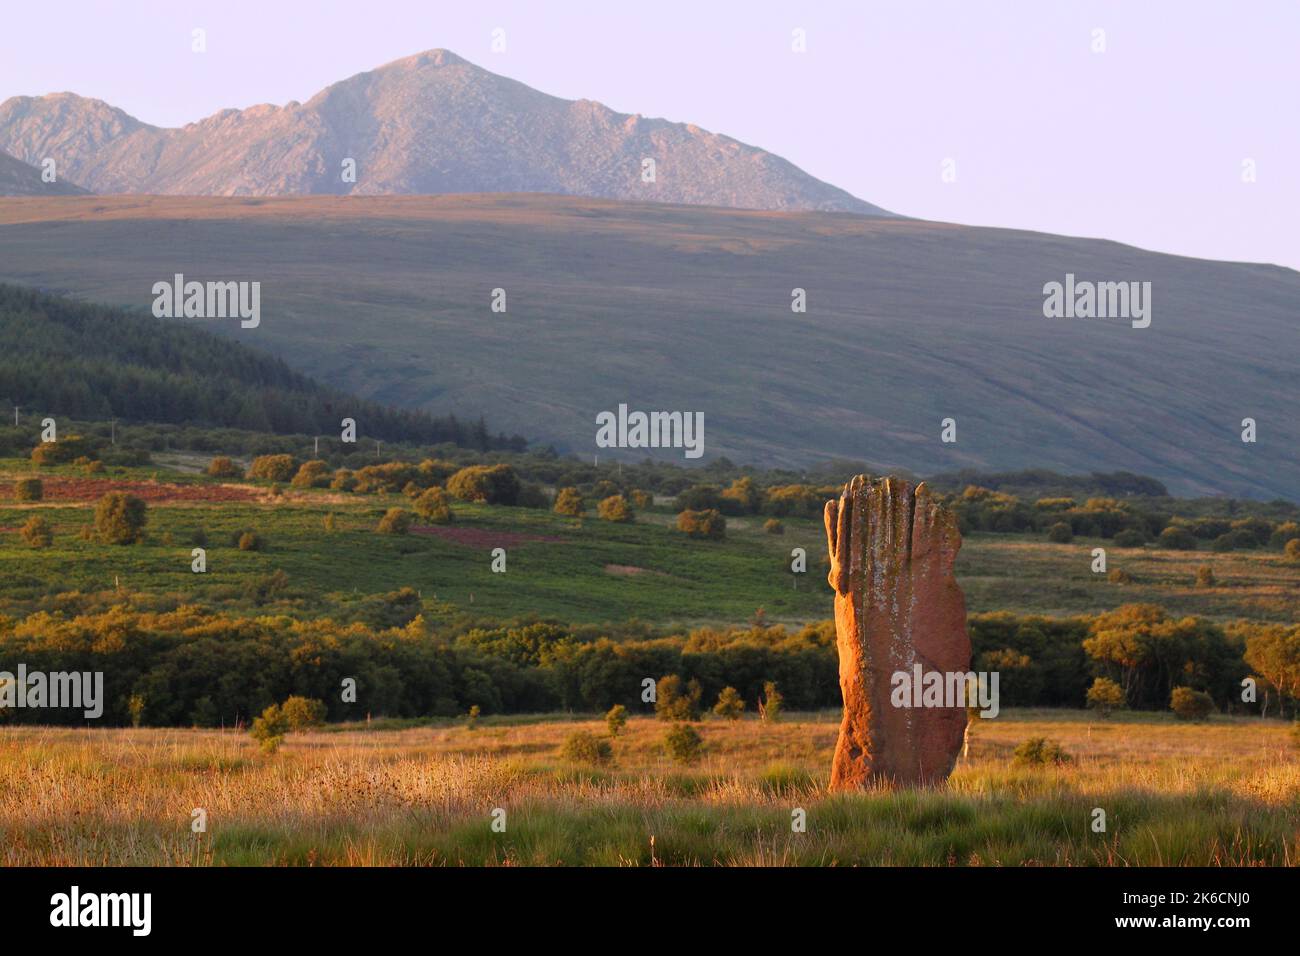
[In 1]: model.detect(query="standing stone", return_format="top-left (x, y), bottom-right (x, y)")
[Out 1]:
top-left (824, 476), bottom-right (971, 788)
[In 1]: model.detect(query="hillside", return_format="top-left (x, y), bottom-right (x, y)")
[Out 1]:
top-left (0, 149), bottom-right (87, 195)
top-left (0, 49), bottom-right (887, 214)
top-left (0, 194), bottom-right (1296, 499)
top-left (0, 283), bottom-right (521, 447)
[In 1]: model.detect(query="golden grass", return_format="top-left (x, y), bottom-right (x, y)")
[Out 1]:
top-left (1, 710), bottom-right (1296, 866)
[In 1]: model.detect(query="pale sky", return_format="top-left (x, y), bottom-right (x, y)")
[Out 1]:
top-left (2, 0), bottom-right (1295, 269)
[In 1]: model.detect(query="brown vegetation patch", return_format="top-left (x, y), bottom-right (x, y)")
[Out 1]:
top-left (0, 478), bottom-right (260, 504)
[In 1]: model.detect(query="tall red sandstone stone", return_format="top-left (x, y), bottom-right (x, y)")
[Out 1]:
top-left (824, 476), bottom-right (971, 789)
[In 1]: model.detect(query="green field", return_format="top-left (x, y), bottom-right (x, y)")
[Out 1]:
top-left (2, 458), bottom-right (1297, 627)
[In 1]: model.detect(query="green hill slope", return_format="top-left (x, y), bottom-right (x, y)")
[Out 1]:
top-left (0, 194), bottom-right (1296, 498)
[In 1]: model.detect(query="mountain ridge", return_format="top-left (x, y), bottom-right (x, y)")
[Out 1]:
top-left (0, 49), bottom-right (889, 214)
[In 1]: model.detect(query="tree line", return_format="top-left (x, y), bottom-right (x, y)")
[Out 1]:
top-left (1, 600), bottom-right (1296, 726)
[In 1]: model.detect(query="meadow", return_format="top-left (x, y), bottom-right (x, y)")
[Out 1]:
top-left (1, 710), bottom-right (1295, 866)
top-left (2, 457), bottom-right (1297, 627)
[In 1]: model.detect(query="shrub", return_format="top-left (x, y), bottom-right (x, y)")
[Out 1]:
top-left (290, 460), bottom-right (331, 489)
top-left (629, 489), bottom-right (653, 509)
top-left (1085, 676), bottom-right (1124, 716)
top-left (598, 495), bottom-right (634, 523)
top-left (763, 518), bottom-right (784, 535)
top-left (1047, 522), bottom-right (1073, 543)
top-left (376, 508), bottom-right (412, 535)
top-left (94, 492), bottom-right (147, 544)
top-left (1286, 539), bottom-right (1300, 563)
top-left (713, 686), bottom-right (745, 720)
top-left (1012, 737), bottom-right (1073, 766)
top-left (1195, 565), bottom-right (1216, 588)
top-left (30, 436), bottom-right (84, 467)
top-left (280, 696), bottom-right (326, 731)
top-left (655, 675), bottom-right (703, 722)
top-left (1157, 527), bottom-right (1198, 550)
top-left (13, 478), bottom-right (42, 502)
top-left (1170, 686), bottom-right (1214, 721)
top-left (323, 513), bottom-right (337, 532)
top-left (447, 464), bottom-right (521, 505)
top-left (1107, 568), bottom-right (1133, 584)
top-left (1113, 529), bottom-right (1146, 548)
top-left (720, 477), bottom-right (764, 515)
top-left (465, 704), bottom-right (481, 730)
top-left (676, 508), bottom-right (726, 539)
top-left (516, 483), bottom-right (550, 509)
top-left (128, 694), bottom-right (146, 728)
top-left (236, 530), bottom-right (264, 552)
top-left (675, 485), bottom-right (723, 512)
top-left (330, 469), bottom-right (357, 492)
top-left (207, 456), bottom-right (244, 479)
top-left (1212, 529), bottom-right (1258, 552)
top-left (553, 487), bottom-right (585, 517)
top-left (20, 515), bottom-right (53, 548)
top-left (248, 454), bottom-right (296, 483)
top-left (414, 487), bottom-right (453, 524)
top-left (759, 681), bottom-right (784, 722)
top-left (665, 723), bottom-right (703, 764)
top-left (1268, 522), bottom-right (1300, 549)
top-left (250, 703), bottom-right (289, 754)
top-left (561, 731), bottom-right (613, 766)
top-left (606, 704), bottom-right (628, 737)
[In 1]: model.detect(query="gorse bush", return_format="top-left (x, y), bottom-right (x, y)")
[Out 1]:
top-left (1047, 522), bottom-right (1073, 544)
top-left (414, 487), bottom-right (453, 524)
top-left (291, 460), bottom-right (331, 489)
top-left (248, 454), bottom-right (296, 483)
top-left (1012, 737), bottom-right (1073, 766)
top-left (598, 495), bottom-right (634, 523)
top-left (376, 509), bottom-right (412, 535)
top-left (207, 456), bottom-right (243, 479)
top-left (236, 530), bottom-right (264, 552)
top-left (676, 508), bottom-right (726, 540)
top-left (606, 704), bottom-right (628, 737)
top-left (13, 477), bottom-right (42, 502)
top-left (655, 675), bottom-right (703, 722)
top-left (94, 492), bottom-right (147, 544)
top-left (553, 487), bottom-right (585, 517)
top-left (279, 696), bottom-right (326, 731)
top-left (561, 731), bottom-right (613, 766)
top-left (1085, 676), bottom-right (1124, 716)
top-left (20, 515), bottom-right (53, 549)
top-left (665, 723), bottom-right (703, 764)
top-left (713, 686), bottom-right (745, 720)
top-left (1170, 686), bottom-right (1214, 721)
top-left (447, 464), bottom-right (521, 505)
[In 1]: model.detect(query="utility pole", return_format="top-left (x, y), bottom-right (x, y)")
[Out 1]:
top-left (110, 419), bottom-right (116, 445)
top-left (314, 436), bottom-right (319, 456)
top-left (13, 406), bottom-right (18, 427)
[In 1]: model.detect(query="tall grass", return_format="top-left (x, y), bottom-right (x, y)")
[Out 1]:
top-left (1, 710), bottom-right (1295, 866)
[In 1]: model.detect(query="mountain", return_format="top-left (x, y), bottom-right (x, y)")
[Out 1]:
top-left (0, 50), bottom-right (888, 214)
top-left (0, 194), bottom-right (1295, 500)
top-left (0, 149), bottom-right (88, 195)
top-left (0, 282), bottom-right (523, 449)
